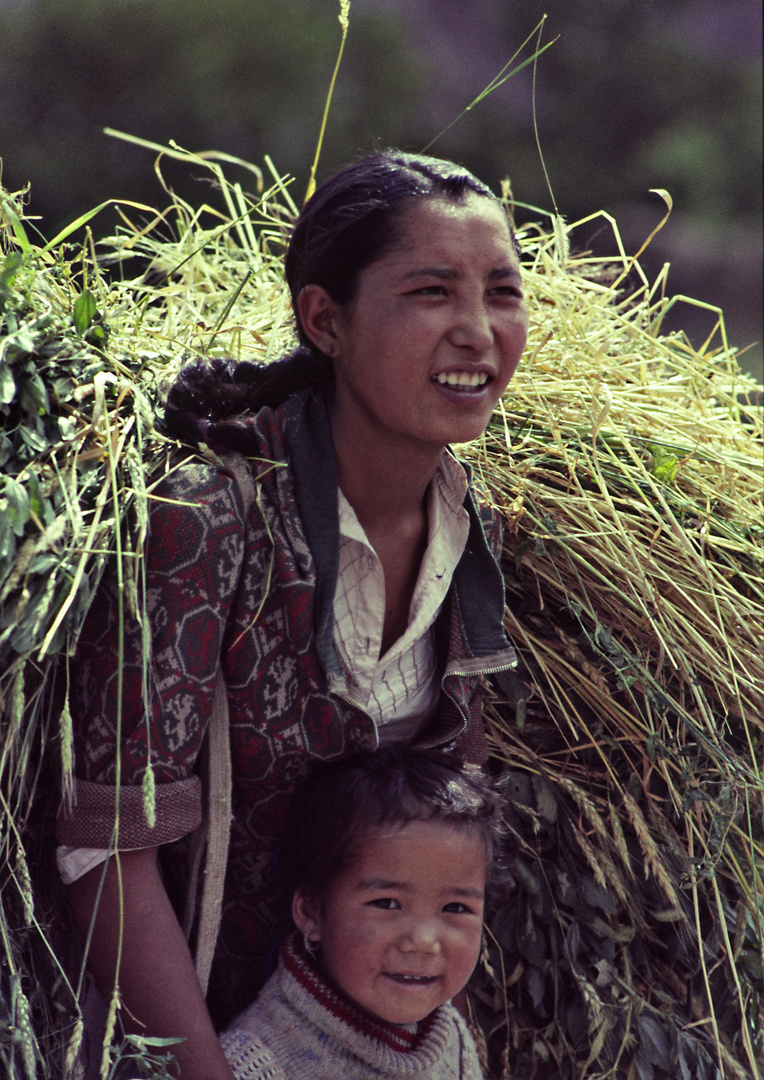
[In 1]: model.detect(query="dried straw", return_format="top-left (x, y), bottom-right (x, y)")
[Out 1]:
top-left (462, 212), bottom-right (763, 1079)
top-left (0, 144), bottom-right (761, 1078)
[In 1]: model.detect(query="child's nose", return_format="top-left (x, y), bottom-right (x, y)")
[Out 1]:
top-left (399, 919), bottom-right (441, 954)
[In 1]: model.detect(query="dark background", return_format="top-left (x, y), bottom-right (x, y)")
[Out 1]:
top-left (1, 0), bottom-right (761, 378)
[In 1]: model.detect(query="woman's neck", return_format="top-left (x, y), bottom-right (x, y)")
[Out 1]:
top-left (331, 421), bottom-right (443, 535)
top-left (332, 417), bottom-right (443, 657)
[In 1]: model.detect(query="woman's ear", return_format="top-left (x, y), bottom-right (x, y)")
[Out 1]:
top-left (297, 285), bottom-right (341, 356)
top-left (292, 887), bottom-right (322, 943)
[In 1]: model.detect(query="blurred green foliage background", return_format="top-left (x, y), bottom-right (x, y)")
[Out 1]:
top-left (0, 0), bottom-right (761, 377)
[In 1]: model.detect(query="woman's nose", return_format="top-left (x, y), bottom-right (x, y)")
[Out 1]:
top-left (449, 302), bottom-right (493, 353)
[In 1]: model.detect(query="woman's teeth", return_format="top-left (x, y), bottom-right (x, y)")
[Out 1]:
top-left (434, 371), bottom-right (488, 388)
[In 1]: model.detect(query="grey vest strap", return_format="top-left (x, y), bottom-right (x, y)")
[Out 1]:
top-left (184, 451), bottom-right (256, 995)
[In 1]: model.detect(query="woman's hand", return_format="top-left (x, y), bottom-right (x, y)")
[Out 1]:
top-left (67, 847), bottom-right (236, 1080)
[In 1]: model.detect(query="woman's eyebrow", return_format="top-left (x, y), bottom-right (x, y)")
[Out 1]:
top-left (489, 267), bottom-right (523, 282)
top-left (401, 266), bottom-right (522, 282)
top-left (401, 266), bottom-right (457, 281)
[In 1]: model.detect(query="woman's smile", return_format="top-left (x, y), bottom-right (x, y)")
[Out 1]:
top-left (323, 194), bottom-right (529, 462)
top-left (432, 370), bottom-right (491, 389)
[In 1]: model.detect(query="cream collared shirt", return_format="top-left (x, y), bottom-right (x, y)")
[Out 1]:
top-left (331, 451), bottom-right (470, 745)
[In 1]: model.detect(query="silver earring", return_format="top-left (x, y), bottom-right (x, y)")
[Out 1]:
top-left (304, 934), bottom-right (319, 957)
top-left (324, 344), bottom-right (335, 357)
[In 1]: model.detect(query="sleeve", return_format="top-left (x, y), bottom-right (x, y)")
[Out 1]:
top-left (56, 461), bottom-right (251, 850)
top-left (219, 1030), bottom-right (285, 1080)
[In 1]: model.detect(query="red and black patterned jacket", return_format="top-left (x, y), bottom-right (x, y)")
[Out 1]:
top-left (58, 389), bottom-right (517, 1027)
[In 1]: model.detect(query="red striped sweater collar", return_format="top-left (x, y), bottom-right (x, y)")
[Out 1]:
top-left (282, 931), bottom-right (438, 1054)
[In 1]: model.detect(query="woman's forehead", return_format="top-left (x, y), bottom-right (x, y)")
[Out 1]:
top-left (401, 192), bottom-right (507, 230)
top-left (389, 195), bottom-right (515, 260)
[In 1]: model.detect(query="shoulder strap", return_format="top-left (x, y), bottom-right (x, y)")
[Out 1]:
top-left (190, 451), bottom-right (257, 994)
top-left (194, 667), bottom-right (232, 994)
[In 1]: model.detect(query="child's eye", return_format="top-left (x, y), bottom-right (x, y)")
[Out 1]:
top-left (442, 902), bottom-right (474, 915)
top-left (368, 897), bottom-right (400, 910)
top-left (489, 285), bottom-right (523, 299)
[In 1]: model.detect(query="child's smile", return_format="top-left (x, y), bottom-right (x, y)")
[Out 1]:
top-left (293, 818), bottom-right (487, 1025)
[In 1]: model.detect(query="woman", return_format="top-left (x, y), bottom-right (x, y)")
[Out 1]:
top-left (58, 150), bottom-right (528, 1079)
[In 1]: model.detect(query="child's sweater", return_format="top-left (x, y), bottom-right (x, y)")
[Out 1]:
top-left (220, 933), bottom-right (484, 1080)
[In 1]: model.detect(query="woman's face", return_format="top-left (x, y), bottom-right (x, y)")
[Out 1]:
top-left (307, 194), bottom-right (528, 458)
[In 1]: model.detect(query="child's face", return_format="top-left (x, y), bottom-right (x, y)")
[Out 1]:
top-left (292, 819), bottom-right (487, 1025)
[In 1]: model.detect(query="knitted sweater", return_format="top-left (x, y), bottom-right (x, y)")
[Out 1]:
top-left (220, 934), bottom-right (484, 1080)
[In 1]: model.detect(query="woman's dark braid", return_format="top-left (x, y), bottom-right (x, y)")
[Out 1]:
top-left (163, 349), bottom-right (332, 451)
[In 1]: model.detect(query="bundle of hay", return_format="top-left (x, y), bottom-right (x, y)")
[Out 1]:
top-left (466, 216), bottom-right (763, 1080)
top-left (0, 144), bottom-right (761, 1079)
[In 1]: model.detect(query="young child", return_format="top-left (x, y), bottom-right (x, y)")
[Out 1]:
top-left (219, 747), bottom-right (504, 1080)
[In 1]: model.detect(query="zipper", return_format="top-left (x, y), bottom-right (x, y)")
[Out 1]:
top-left (332, 652), bottom-right (517, 751)
top-left (333, 688), bottom-right (372, 716)
top-left (423, 653), bottom-right (518, 751)
top-left (442, 650), bottom-right (518, 681)
top-left (332, 689), bottom-right (380, 746)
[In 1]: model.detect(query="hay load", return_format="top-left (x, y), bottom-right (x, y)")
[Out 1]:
top-left (0, 145), bottom-right (761, 1079)
top-left (467, 216), bottom-right (763, 1079)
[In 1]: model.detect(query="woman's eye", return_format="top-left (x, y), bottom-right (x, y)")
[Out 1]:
top-left (369, 897), bottom-right (400, 910)
top-left (490, 285), bottom-right (523, 299)
top-left (412, 285), bottom-right (446, 296)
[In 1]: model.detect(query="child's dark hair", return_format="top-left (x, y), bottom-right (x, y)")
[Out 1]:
top-left (279, 747), bottom-right (505, 903)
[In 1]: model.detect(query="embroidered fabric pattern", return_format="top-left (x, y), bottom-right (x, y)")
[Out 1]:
top-left (59, 394), bottom-right (513, 1027)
